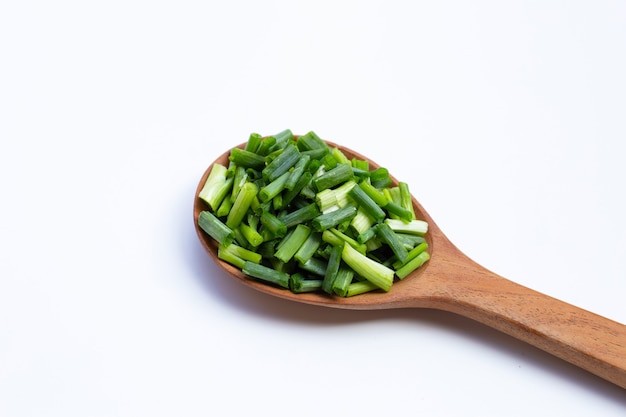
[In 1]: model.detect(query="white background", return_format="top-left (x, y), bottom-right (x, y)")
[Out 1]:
top-left (1, 1), bottom-right (625, 416)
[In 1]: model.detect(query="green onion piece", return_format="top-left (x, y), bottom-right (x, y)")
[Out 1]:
top-left (218, 245), bottom-right (246, 268)
top-left (259, 171), bottom-right (290, 203)
top-left (242, 261), bottom-right (290, 288)
top-left (322, 228), bottom-right (367, 254)
top-left (282, 171), bottom-right (313, 208)
top-left (332, 266), bottom-right (355, 297)
top-left (260, 210), bottom-right (287, 238)
top-left (396, 251), bottom-right (430, 279)
top-left (346, 280), bottom-right (380, 297)
top-left (385, 218), bottom-right (429, 235)
top-left (351, 167), bottom-right (370, 179)
top-left (315, 189), bottom-right (337, 213)
top-left (296, 131), bottom-right (328, 152)
top-left (262, 143), bottom-right (300, 182)
top-left (269, 129), bottom-right (294, 151)
top-left (322, 244), bottom-right (343, 294)
top-left (375, 222), bottom-right (409, 264)
top-left (384, 202), bottom-right (414, 223)
top-left (256, 136), bottom-right (276, 156)
top-left (216, 194), bottom-right (233, 218)
top-left (398, 182), bottom-right (416, 220)
top-left (280, 203), bottom-right (321, 229)
top-left (313, 163), bottom-right (354, 192)
top-left (274, 224), bottom-right (312, 263)
top-left (218, 243), bottom-right (263, 268)
top-left (245, 132), bottom-right (263, 153)
top-left (315, 180), bottom-right (356, 212)
top-left (226, 182), bottom-right (258, 229)
top-left (294, 232), bottom-right (322, 264)
top-left (239, 223), bottom-right (263, 247)
top-left (272, 193), bottom-right (283, 211)
top-left (301, 147), bottom-right (329, 161)
top-left (285, 153), bottom-right (310, 191)
top-left (348, 183), bottom-right (386, 223)
top-left (231, 165), bottom-right (248, 200)
top-left (198, 163), bottom-right (234, 211)
top-left (341, 243), bottom-right (394, 292)
top-left (321, 153), bottom-right (338, 170)
top-left (395, 233), bottom-right (426, 250)
top-left (299, 257), bottom-right (327, 277)
top-left (357, 225), bottom-right (377, 244)
top-left (312, 205), bottom-right (357, 232)
top-left (396, 242), bottom-right (428, 267)
top-left (229, 148), bottom-right (266, 170)
top-left (359, 181), bottom-right (388, 207)
top-left (332, 147), bottom-right (350, 165)
top-left (198, 211), bottom-right (235, 246)
top-left (290, 273), bottom-right (323, 293)
top-left (370, 167), bottom-right (392, 188)
top-left (333, 180), bottom-right (357, 208)
top-left (352, 158), bottom-right (369, 171)
top-left (350, 208), bottom-right (374, 236)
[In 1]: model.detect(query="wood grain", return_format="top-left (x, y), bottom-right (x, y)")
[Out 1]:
top-left (194, 139), bottom-right (626, 389)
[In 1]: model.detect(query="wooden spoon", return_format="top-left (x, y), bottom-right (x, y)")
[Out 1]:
top-left (193, 140), bottom-right (626, 389)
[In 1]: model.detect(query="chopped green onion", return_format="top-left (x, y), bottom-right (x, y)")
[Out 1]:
top-left (396, 251), bottom-right (430, 279)
top-left (312, 205), bottom-right (358, 231)
top-left (313, 163), bottom-right (354, 192)
top-left (280, 203), bottom-right (320, 229)
top-left (359, 181), bottom-right (388, 207)
top-left (242, 261), bottom-right (290, 288)
top-left (322, 228), bottom-right (367, 254)
top-left (197, 130), bottom-right (431, 297)
top-left (269, 129), bottom-right (294, 150)
top-left (199, 163), bottom-right (233, 211)
top-left (375, 222), bottom-right (409, 264)
top-left (216, 194), bottom-right (233, 218)
top-left (384, 201), bottom-right (414, 223)
top-left (322, 244), bottom-right (343, 294)
top-left (198, 211), bottom-right (235, 246)
top-left (226, 182), bottom-right (258, 229)
top-left (385, 218), bottom-right (429, 235)
top-left (341, 243), bottom-right (394, 292)
top-left (398, 182), bottom-right (416, 220)
top-left (296, 131), bottom-right (328, 152)
top-left (259, 171), bottom-right (290, 203)
top-left (299, 257), bottom-right (327, 277)
top-left (282, 171), bottom-right (313, 209)
top-left (245, 132), bottom-right (263, 153)
top-left (332, 266), bottom-right (355, 297)
top-left (260, 210), bottom-right (287, 238)
top-left (274, 224), bottom-right (312, 263)
top-left (349, 208), bottom-right (374, 236)
top-left (229, 148), bottom-right (266, 170)
top-left (218, 243), bottom-right (263, 268)
top-left (285, 153), bottom-right (310, 191)
top-left (370, 167), bottom-right (392, 188)
top-left (346, 280), bottom-right (380, 296)
top-left (294, 232), bottom-right (322, 264)
top-left (290, 273), bottom-right (323, 293)
top-left (239, 223), bottom-right (264, 247)
top-left (256, 136), bottom-right (276, 156)
top-left (262, 143), bottom-right (300, 182)
top-left (348, 183), bottom-right (386, 223)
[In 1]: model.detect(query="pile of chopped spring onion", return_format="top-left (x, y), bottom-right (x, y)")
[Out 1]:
top-left (197, 129), bottom-right (430, 296)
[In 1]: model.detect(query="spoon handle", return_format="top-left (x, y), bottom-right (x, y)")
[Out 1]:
top-left (429, 256), bottom-right (626, 389)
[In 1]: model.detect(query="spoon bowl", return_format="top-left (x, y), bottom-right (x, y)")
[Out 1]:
top-left (194, 140), bottom-right (626, 389)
